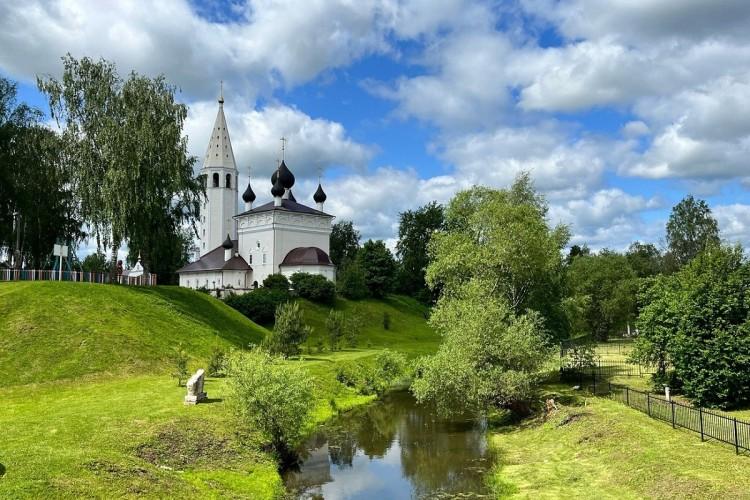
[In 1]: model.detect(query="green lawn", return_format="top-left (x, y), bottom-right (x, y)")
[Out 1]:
top-left (0, 282), bottom-right (268, 385)
top-left (0, 282), bottom-right (439, 498)
top-left (490, 387), bottom-right (750, 499)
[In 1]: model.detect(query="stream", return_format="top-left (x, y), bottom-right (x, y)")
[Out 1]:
top-left (282, 391), bottom-right (496, 499)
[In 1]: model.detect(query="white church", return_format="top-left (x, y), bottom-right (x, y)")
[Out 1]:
top-left (177, 92), bottom-right (335, 293)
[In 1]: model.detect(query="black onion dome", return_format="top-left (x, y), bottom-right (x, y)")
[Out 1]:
top-left (271, 169), bottom-right (278, 185)
top-left (278, 160), bottom-right (295, 189)
top-left (242, 182), bottom-right (256, 203)
top-left (313, 183), bottom-right (327, 203)
top-left (271, 175), bottom-right (285, 197)
top-left (222, 234), bottom-right (233, 249)
top-left (288, 189), bottom-right (297, 202)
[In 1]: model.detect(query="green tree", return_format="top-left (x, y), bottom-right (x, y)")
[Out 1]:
top-left (412, 176), bottom-right (560, 415)
top-left (635, 245), bottom-right (750, 409)
top-left (81, 252), bottom-right (110, 274)
top-left (227, 348), bottom-right (313, 452)
top-left (357, 240), bottom-right (397, 298)
top-left (38, 55), bottom-right (200, 279)
top-left (0, 78), bottom-right (80, 268)
top-left (330, 220), bottom-right (360, 268)
top-left (625, 241), bottom-right (662, 278)
top-left (263, 301), bottom-right (310, 358)
top-left (262, 273), bottom-right (290, 292)
top-left (326, 309), bottom-right (346, 351)
top-left (337, 260), bottom-right (369, 299)
top-left (396, 201), bottom-right (444, 302)
top-left (290, 272), bottom-right (335, 304)
top-left (666, 195), bottom-right (720, 267)
top-left (566, 250), bottom-right (638, 340)
top-left (426, 175), bottom-right (570, 338)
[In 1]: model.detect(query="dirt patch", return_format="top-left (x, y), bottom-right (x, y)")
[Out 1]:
top-left (134, 420), bottom-right (241, 470)
top-left (85, 460), bottom-right (151, 479)
top-left (556, 410), bottom-right (591, 428)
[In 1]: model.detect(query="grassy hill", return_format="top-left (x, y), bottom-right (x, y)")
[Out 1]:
top-left (0, 282), bottom-right (269, 385)
top-left (298, 294), bottom-right (439, 356)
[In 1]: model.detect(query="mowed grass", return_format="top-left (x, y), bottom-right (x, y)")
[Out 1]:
top-left (0, 282), bottom-right (439, 498)
top-left (0, 282), bottom-right (268, 385)
top-left (490, 387), bottom-right (750, 499)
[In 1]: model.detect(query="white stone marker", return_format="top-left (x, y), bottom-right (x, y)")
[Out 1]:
top-left (184, 368), bottom-right (207, 405)
top-left (664, 386), bottom-right (671, 401)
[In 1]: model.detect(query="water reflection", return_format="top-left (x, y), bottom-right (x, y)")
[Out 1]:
top-left (283, 391), bottom-right (495, 499)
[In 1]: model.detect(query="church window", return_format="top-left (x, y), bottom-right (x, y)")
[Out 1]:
top-left (263, 254), bottom-right (267, 264)
top-left (226, 174), bottom-right (231, 188)
top-left (213, 173), bottom-right (219, 187)
top-left (248, 254), bottom-right (253, 264)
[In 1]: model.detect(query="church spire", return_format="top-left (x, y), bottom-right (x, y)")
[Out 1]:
top-left (202, 87), bottom-right (237, 171)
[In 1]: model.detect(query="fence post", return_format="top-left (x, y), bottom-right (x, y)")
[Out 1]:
top-left (593, 368), bottom-right (596, 393)
top-left (647, 393), bottom-right (651, 416)
top-left (626, 386), bottom-right (629, 406)
top-left (699, 407), bottom-right (704, 441)
top-left (735, 418), bottom-right (740, 454)
top-left (671, 401), bottom-right (675, 429)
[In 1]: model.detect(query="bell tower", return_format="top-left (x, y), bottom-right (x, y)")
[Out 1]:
top-left (199, 83), bottom-right (239, 256)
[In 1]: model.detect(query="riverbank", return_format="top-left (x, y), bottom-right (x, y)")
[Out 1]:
top-left (489, 385), bottom-right (750, 499)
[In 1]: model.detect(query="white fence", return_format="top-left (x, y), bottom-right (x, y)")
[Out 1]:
top-left (0, 269), bottom-right (157, 286)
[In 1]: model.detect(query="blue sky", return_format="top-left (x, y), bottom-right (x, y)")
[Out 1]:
top-left (2, 0), bottom-right (749, 255)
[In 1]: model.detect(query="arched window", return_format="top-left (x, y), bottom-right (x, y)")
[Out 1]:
top-left (226, 174), bottom-right (231, 188)
top-left (212, 173), bottom-right (219, 187)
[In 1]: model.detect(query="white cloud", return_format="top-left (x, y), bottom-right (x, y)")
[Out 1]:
top-left (184, 101), bottom-right (375, 179)
top-left (715, 204), bottom-right (750, 247)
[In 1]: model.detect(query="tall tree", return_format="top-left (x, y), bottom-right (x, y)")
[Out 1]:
top-left (666, 195), bottom-right (720, 267)
top-left (426, 176), bottom-right (570, 338)
top-left (330, 220), bottom-right (360, 268)
top-left (396, 201), bottom-right (444, 301)
top-left (357, 240), bottom-right (397, 298)
top-left (38, 55), bottom-right (200, 278)
top-left (0, 77), bottom-right (80, 268)
top-left (412, 175), bottom-right (561, 415)
top-left (566, 250), bottom-right (638, 340)
top-left (625, 241), bottom-right (662, 278)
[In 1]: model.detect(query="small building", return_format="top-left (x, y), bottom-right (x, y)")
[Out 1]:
top-left (177, 90), bottom-right (334, 293)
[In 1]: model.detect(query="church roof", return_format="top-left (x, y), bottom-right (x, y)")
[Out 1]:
top-left (177, 240), bottom-right (251, 273)
top-left (280, 247), bottom-right (334, 267)
top-left (202, 93), bottom-right (237, 171)
top-left (235, 198), bottom-right (333, 218)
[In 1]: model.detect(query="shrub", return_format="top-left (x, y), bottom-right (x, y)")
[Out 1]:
top-left (335, 360), bottom-right (364, 388)
top-left (172, 346), bottom-right (189, 387)
top-left (263, 302), bottom-right (311, 358)
top-left (207, 347), bottom-right (227, 377)
top-left (374, 350), bottom-right (407, 387)
top-left (564, 343), bottom-right (596, 371)
top-left (383, 312), bottom-right (391, 330)
top-left (226, 348), bottom-right (313, 452)
top-left (224, 288), bottom-right (288, 325)
top-left (263, 273), bottom-right (290, 292)
top-left (290, 272), bottom-right (336, 305)
top-left (345, 312), bottom-right (362, 348)
top-left (337, 261), bottom-right (369, 299)
top-left (326, 309), bottom-right (346, 351)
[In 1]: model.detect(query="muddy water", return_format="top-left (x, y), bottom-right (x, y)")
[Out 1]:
top-left (283, 391), bottom-right (496, 499)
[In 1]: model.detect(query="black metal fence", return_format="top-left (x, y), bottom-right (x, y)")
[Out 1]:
top-left (604, 383), bottom-right (750, 454)
top-left (560, 359), bottom-right (657, 383)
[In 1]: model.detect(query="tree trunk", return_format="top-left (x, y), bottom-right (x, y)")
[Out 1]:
top-left (109, 239), bottom-right (119, 283)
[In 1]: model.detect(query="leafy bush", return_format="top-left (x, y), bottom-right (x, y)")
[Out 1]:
top-left (263, 273), bottom-right (290, 292)
top-left (290, 272), bottom-right (336, 304)
top-left (226, 348), bottom-right (313, 452)
top-left (336, 261), bottom-right (369, 299)
top-left (207, 347), bottom-right (227, 377)
top-left (263, 301), bottom-right (311, 358)
top-left (345, 312), bottom-right (362, 348)
top-left (224, 288), bottom-right (288, 325)
top-left (383, 312), bottom-right (391, 330)
top-left (564, 343), bottom-right (596, 371)
top-left (335, 360), bottom-right (364, 388)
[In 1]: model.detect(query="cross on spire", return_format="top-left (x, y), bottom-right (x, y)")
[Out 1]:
top-left (280, 136), bottom-right (287, 161)
top-left (219, 80), bottom-right (224, 104)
